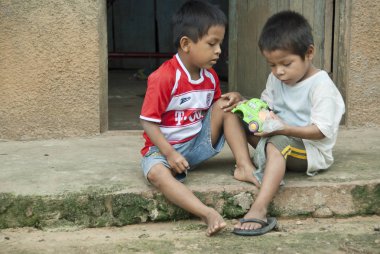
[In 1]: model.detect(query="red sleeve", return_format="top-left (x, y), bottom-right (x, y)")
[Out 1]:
top-left (140, 65), bottom-right (174, 122)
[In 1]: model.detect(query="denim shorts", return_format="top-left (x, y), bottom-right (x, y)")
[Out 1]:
top-left (141, 106), bottom-right (225, 183)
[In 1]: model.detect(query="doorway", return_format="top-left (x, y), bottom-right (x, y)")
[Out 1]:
top-left (228, 0), bottom-right (335, 98)
top-left (106, 0), bottom-right (229, 130)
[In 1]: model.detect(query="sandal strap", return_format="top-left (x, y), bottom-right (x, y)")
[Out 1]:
top-left (239, 218), bottom-right (268, 227)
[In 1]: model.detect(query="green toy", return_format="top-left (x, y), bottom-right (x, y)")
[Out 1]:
top-left (232, 98), bottom-right (269, 133)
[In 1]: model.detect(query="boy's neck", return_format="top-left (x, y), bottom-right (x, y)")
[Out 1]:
top-left (302, 65), bottom-right (319, 82)
top-left (177, 51), bottom-right (201, 80)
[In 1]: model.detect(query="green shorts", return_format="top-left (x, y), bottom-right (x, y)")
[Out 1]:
top-left (267, 135), bottom-right (307, 172)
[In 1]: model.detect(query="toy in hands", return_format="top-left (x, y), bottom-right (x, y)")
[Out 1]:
top-left (231, 98), bottom-right (269, 133)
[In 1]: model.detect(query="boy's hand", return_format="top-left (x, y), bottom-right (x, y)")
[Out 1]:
top-left (220, 92), bottom-right (244, 112)
top-left (254, 131), bottom-right (277, 137)
top-left (254, 111), bottom-right (287, 137)
top-left (166, 150), bottom-right (190, 174)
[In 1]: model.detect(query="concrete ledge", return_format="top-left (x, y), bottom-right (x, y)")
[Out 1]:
top-left (0, 128), bottom-right (379, 229)
top-left (0, 180), bottom-right (379, 229)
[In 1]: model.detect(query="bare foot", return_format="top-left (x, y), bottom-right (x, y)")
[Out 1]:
top-left (233, 165), bottom-right (261, 187)
top-left (234, 207), bottom-right (267, 231)
top-left (202, 208), bottom-right (226, 236)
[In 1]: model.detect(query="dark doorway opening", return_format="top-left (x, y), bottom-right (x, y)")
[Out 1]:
top-left (107, 0), bottom-right (229, 130)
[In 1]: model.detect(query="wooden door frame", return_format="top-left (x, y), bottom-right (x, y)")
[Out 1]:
top-left (228, 0), bottom-right (238, 92)
top-left (332, 0), bottom-right (350, 108)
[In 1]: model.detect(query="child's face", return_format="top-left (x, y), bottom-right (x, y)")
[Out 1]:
top-left (262, 48), bottom-right (315, 86)
top-left (187, 25), bottom-right (225, 71)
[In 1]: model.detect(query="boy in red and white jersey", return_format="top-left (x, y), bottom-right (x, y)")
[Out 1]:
top-left (140, 54), bottom-right (221, 156)
top-left (140, 0), bottom-right (257, 236)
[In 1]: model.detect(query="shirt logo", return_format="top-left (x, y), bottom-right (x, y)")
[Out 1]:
top-left (174, 110), bottom-right (202, 125)
top-left (180, 97), bottom-right (191, 105)
top-left (175, 111), bottom-right (185, 125)
top-left (206, 93), bottom-right (212, 106)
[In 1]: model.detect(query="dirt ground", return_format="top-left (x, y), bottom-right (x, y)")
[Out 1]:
top-left (0, 216), bottom-right (379, 254)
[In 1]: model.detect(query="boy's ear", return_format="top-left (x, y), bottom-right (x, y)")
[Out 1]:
top-left (179, 36), bottom-right (191, 53)
top-left (306, 45), bottom-right (315, 60)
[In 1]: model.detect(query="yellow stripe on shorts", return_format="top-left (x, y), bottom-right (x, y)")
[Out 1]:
top-left (281, 145), bottom-right (307, 160)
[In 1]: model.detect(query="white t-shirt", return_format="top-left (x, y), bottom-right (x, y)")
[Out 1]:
top-left (261, 71), bottom-right (345, 175)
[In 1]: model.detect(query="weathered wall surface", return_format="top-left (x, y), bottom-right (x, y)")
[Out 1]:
top-left (0, 0), bottom-right (108, 140)
top-left (346, 0), bottom-right (380, 127)
top-left (0, 0), bottom-right (378, 140)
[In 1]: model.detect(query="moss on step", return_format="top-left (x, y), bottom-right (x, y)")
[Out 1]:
top-left (1, 182), bottom-right (379, 229)
top-left (351, 184), bottom-right (380, 215)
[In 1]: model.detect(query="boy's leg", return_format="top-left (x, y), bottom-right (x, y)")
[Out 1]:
top-left (234, 135), bottom-right (307, 230)
top-left (234, 142), bottom-right (285, 230)
top-left (210, 99), bottom-right (260, 186)
top-left (147, 163), bottom-right (226, 236)
top-left (247, 133), bottom-right (261, 148)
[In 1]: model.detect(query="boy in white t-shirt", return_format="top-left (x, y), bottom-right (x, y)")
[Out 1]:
top-left (233, 11), bottom-right (345, 236)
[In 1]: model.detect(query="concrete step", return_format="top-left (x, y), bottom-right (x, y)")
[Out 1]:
top-left (0, 128), bottom-right (379, 229)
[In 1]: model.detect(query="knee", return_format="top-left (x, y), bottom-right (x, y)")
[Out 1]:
top-left (147, 164), bottom-right (171, 187)
top-left (266, 142), bottom-right (282, 158)
top-left (215, 97), bottom-right (225, 105)
top-left (213, 98), bottom-right (236, 118)
top-left (213, 98), bottom-right (226, 113)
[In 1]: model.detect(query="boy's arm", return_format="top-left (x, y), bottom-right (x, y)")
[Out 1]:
top-left (140, 119), bottom-right (189, 173)
top-left (255, 112), bottom-right (325, 140)
top-left (278, 124), bottom-right (325, 140)
top-left (256, 123), bottom-right (324, 140)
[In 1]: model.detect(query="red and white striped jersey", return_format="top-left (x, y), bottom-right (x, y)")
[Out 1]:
top-left (140, 54), bottom-right (221, 156)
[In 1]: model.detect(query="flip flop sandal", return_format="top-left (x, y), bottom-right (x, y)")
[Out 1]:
top-left (232, 217), bottom-right (277, 236)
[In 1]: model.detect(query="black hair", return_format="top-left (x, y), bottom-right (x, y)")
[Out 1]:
top-left (172, 0), bottom-right (227, 48)
top-left (258, 11), bottom-right (314, 59)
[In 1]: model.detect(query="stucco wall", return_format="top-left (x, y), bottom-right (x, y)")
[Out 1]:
top-left (0, 0), bottom-right (108, 140)
top-left (346, 0), bottom-right (380, 127)
top-left (0, 1), bottom-right (378, 140)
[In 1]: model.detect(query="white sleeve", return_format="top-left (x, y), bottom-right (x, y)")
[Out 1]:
top-left (310, 83), bottom-right (339, 139)
top-left (260, 74), bottom-right (274, 109)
